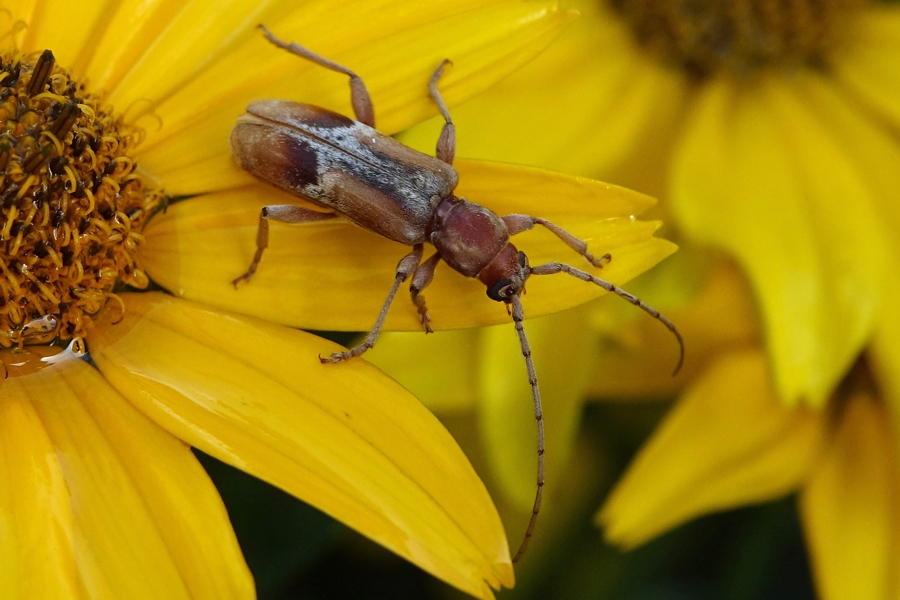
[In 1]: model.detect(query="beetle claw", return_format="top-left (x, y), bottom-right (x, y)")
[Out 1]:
top-left (320, 351), bottom-right (351, 364)
top-left (420, 312), bottom-right (432, 334)
top-left (590, 253), bottom-right (612, 268)
top-left (232, 272), bottom-right (252, 288)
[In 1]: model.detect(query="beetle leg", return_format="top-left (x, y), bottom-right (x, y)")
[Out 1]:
top-left (531, 261), bottom-right (684, 375)
top-left (502, 214), bottom-right (612, 268)
top-left (409, 252), bottom-right (442, 333)
top-left (232, 204), bottom-right (336, 287)
top-left (428, 60), bottom-right (456, 165)
top-left (260, 24), bottom-right (375, 127)
top-left (321, 244), bottom-right (425, 363)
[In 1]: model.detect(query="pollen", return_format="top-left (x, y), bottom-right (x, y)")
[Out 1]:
top-left (0, 49), bottom-right (162, 350)
top-left (608, 0), bottom-right (869, 77)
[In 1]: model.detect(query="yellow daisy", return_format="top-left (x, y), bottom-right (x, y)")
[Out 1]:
top-left (385, 0), bottom-right (900, 596)
top-left (0, 1), bottom-right (676, 597)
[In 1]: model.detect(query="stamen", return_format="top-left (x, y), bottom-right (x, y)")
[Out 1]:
top-left (22, 144), bottom-right (51, 173)
top-left (0, 48), bottom-right (164, 350)
top-left (25, 50), bottom-right (53, 97)
top-left (49, 102), bottom-right (79, 140)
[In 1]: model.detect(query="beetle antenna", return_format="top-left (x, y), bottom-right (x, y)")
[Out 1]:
top-left (531, 262), bottom-right (684, 375)
top-left (509, 293), bottom-right (544, 563)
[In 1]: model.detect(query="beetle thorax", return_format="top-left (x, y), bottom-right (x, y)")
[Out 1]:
top-left (428, 197), bottom-right (510, 278)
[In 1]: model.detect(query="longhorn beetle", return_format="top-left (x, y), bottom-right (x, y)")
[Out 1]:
top-left (232, 25), bottom-right (684, 563)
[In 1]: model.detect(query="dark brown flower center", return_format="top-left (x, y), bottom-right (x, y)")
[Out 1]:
top-left (0, 49), bottom-right (162, 351)
top-left (608, 0), bottom-right (869, 77)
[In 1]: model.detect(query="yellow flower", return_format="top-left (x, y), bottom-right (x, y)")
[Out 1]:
top-left (387, 0), bottom-right (900, 596)
top-left (0, 1), bottom-right (671, 597)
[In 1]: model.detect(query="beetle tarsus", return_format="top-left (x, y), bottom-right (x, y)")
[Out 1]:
top-left (593, 253), bottom-right (612, 268)
top-left (319, 337), bottom-right (375, 363)
top-left (232, 247), bottom-right (263, 287)
top-left (412, 291), bottom-right (433, 333)
top-left (320, 349), bottom-right (358, 364)
top-left (409, 252), bottom-right (441, 333)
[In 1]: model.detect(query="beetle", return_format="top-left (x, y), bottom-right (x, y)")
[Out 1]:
top-left (232, 25), bottom-right (684, 563)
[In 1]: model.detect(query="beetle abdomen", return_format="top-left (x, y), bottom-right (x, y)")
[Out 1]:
top-left (231, 100), bottom-right (459, 245)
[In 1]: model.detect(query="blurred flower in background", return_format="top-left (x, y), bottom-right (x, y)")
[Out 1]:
top-left (383, 0), bottom-right (900, 598)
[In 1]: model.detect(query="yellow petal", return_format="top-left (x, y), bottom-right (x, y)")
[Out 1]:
top-left (68, 360), bottom-right (254, 599)
top-left (140, 160), bottom-right (674, 332)
top-left (598, 349), bottom-right (824, 548)
top-left (872, 270), bottom-right (900, 450)
top-left (0, 351), bottom-right (78, 600)
top-left (135, 1), bottom-right (575, 195)
top-left (366, 329), bottom-right (482, 413)
top-left (18, 0), bottom-right (108, 69)
top-left (479, 304), bottom-right (596, 509)
top-left (789, 72), bottom-right (900, 442)
top-left (97, 0), bottom-right (277, 103)
top-left (742, 67), bottom-right (900, 453)
top-left (75, 0), bottom-right (221, 90)
top-left (2, 347), bottom-right (252, 599)
top-left (88, 292), bottom-right (514, 598)
top-left (670, 75), bottom-right (886, 408)
top-left (833, 6), bottom-right (900, 131)
top-left (400, 0), bottom-right (687, 185)
top-left (588, 255), bottom-right (759, 399)
top-left (0, 1), bottom-right (37, 50)
top-left (799, 394), bottom-right (900, 600)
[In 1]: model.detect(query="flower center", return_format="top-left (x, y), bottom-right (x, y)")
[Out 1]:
top-left (608, 0), bottom-right (869, 77)
top-left (0, 49), bottom-right (161, 351)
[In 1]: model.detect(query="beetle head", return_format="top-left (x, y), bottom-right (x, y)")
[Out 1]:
top-left (477, 243), bottom-right (531, 303)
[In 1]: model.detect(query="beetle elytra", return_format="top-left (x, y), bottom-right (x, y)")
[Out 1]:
top-left (232, 25), bottom-right (684, 563)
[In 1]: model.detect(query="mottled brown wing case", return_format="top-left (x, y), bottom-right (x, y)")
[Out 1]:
top-left (231, 100), bottom-right (459, 245)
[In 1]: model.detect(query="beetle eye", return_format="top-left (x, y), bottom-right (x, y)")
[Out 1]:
top-left (487, 278), bottom-right (514, 302)
top-left (518, 251), bottom-right (528, 268)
